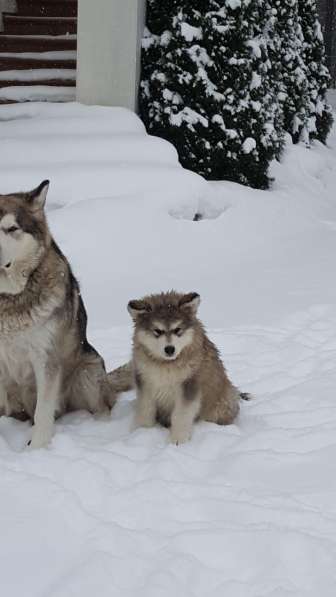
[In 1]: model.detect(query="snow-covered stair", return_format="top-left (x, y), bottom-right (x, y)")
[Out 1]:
top-left (0, 0), bottom-right (77, 104)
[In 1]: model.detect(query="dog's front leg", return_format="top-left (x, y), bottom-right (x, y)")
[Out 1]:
top-left (170, 381), bottom-right (201, 445)
top-left (30, 362), bottom-right (61, 449)
top-left (0, 383), bottom-right (10, 417)
top-left (133, 376), bottom-right (156, 429)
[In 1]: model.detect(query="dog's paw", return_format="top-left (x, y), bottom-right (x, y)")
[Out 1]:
top-left (29, 428), bottom-right (53, 450)
top-left (169, 427), bottom-right (192, 446)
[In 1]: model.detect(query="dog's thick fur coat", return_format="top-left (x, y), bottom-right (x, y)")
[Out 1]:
top-left (0, 181), bottom-right (116, 448)
top-left (110, 291), bottom-right (241, 444)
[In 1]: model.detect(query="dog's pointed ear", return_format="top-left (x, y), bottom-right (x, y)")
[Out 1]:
top-left (128, 299), bottom-right (152, 320)
top-left (178, 292), bottom-right (200, 314)
top-left (26, 180), bottom-right (50, 211)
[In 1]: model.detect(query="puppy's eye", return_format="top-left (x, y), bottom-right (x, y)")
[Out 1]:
top-left (153, 328), bottom-right (164, 337)
top-left (7, 226), bottom-right (19, 234)
top-left (173, 328), bottom-right (183, 336)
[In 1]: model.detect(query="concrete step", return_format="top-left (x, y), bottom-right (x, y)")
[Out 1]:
top-left (0, 68), bottom-right (76, 88)
top-left (0, 34), bottom-right (77, 52)
top-left (3, 15), bottom-right (77, 36)
top-left (0, 52), bottom-right (76, 71)
top-left (0, 78), bottom-right (75, 88)
top-left (16, 1), bottom-right (77, 18)
top-left (0, 1), bottom-right (77, 104)
top-left (0, 84), bottom-right (76, 102)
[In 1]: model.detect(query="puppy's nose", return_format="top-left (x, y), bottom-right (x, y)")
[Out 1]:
top-left (165, 345), bottom-right (175, 356)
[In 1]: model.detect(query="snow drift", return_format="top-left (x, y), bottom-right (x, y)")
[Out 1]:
top-left (0, 102), bottom-right (336, 597)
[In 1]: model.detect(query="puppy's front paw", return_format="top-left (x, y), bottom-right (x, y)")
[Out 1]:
top-left (169, 427), bottom-right (192, 445)
top-left (29, 428), bottom-right (53, 449)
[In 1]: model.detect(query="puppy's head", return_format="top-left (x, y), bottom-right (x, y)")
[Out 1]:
top-left (128, 291), bottom-right (200, 361)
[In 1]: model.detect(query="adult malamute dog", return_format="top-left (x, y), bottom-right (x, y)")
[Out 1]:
top-left (111, 291), bottom-right (245, 444)
top-left (0, 181), bottom-right (116, 448)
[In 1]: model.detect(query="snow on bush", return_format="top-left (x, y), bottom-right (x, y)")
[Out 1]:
top-left (140, 0), bottom-right (332, 189)
top-left (140, 0), bottom-right (284, 190)
top-left (270, 0), bottom-right (311, 144)
top-left (298, 0), bottom-right (334, 144)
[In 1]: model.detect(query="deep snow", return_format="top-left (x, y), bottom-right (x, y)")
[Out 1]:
top-left (0, 102), bottom-right (336, 597)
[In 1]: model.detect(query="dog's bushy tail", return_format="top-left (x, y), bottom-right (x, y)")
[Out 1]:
top-left (107, 362), bottom-right (134, 393)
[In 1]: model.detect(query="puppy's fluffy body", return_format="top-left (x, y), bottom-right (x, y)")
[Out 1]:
top-left (125, 291), bottom-right (240, 444)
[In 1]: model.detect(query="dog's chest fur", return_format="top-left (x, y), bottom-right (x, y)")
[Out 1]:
top-left (0, 319), bottom-right (56, 386)
top-left (0, 267), bottom-right (64, 389)
top-left (135, 354), bottom-right (196, 411)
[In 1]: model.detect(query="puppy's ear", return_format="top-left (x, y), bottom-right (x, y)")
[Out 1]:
top-left (178, 292), bottom-right (200, 315)
top-left (25, 180), bottom-right (49, 212)
top-left (127, 299), bottom-right (152, 320)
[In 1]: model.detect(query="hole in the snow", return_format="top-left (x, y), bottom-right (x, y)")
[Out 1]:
top-left (169, 205), bottom-right (229, 221)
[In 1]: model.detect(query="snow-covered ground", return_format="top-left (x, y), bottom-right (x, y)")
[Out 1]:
top-left (0, 102), bottom-right (336, 597)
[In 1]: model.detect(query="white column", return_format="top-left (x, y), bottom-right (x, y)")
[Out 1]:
top-left (76, 0), bottom-right (146, 111)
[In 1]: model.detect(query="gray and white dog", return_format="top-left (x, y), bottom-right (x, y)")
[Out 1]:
top-left (0, 181), bottom-right (116, 448)
top-left (110, 291), bottom-right (248, 444)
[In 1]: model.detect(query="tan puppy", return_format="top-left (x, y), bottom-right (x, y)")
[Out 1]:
top-left (111, 291), bottom-right (245, 444)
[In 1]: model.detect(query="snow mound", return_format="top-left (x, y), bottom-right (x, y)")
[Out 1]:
top-left (0, 102), bottom-right (207, 214)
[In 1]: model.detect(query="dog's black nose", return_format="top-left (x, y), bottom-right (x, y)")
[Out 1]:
top-left (165, 345), bottom-right (175, 356)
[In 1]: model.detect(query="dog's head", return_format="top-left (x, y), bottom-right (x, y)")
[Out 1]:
top-left (0, 180), bottom-right (50, 275)
top-left (128, 291), bottom-right (201, 361)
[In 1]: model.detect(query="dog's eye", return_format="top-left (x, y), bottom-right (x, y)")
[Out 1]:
top-left (7, 226), bottom-right (19, 234)
top-left (153, 328), bottom-right (164, 337)
top-left (173, 328), bottom-right (183, 336)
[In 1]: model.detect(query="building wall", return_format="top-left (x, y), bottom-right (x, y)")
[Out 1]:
top-left (76, 0), bottom-right (146, 110)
